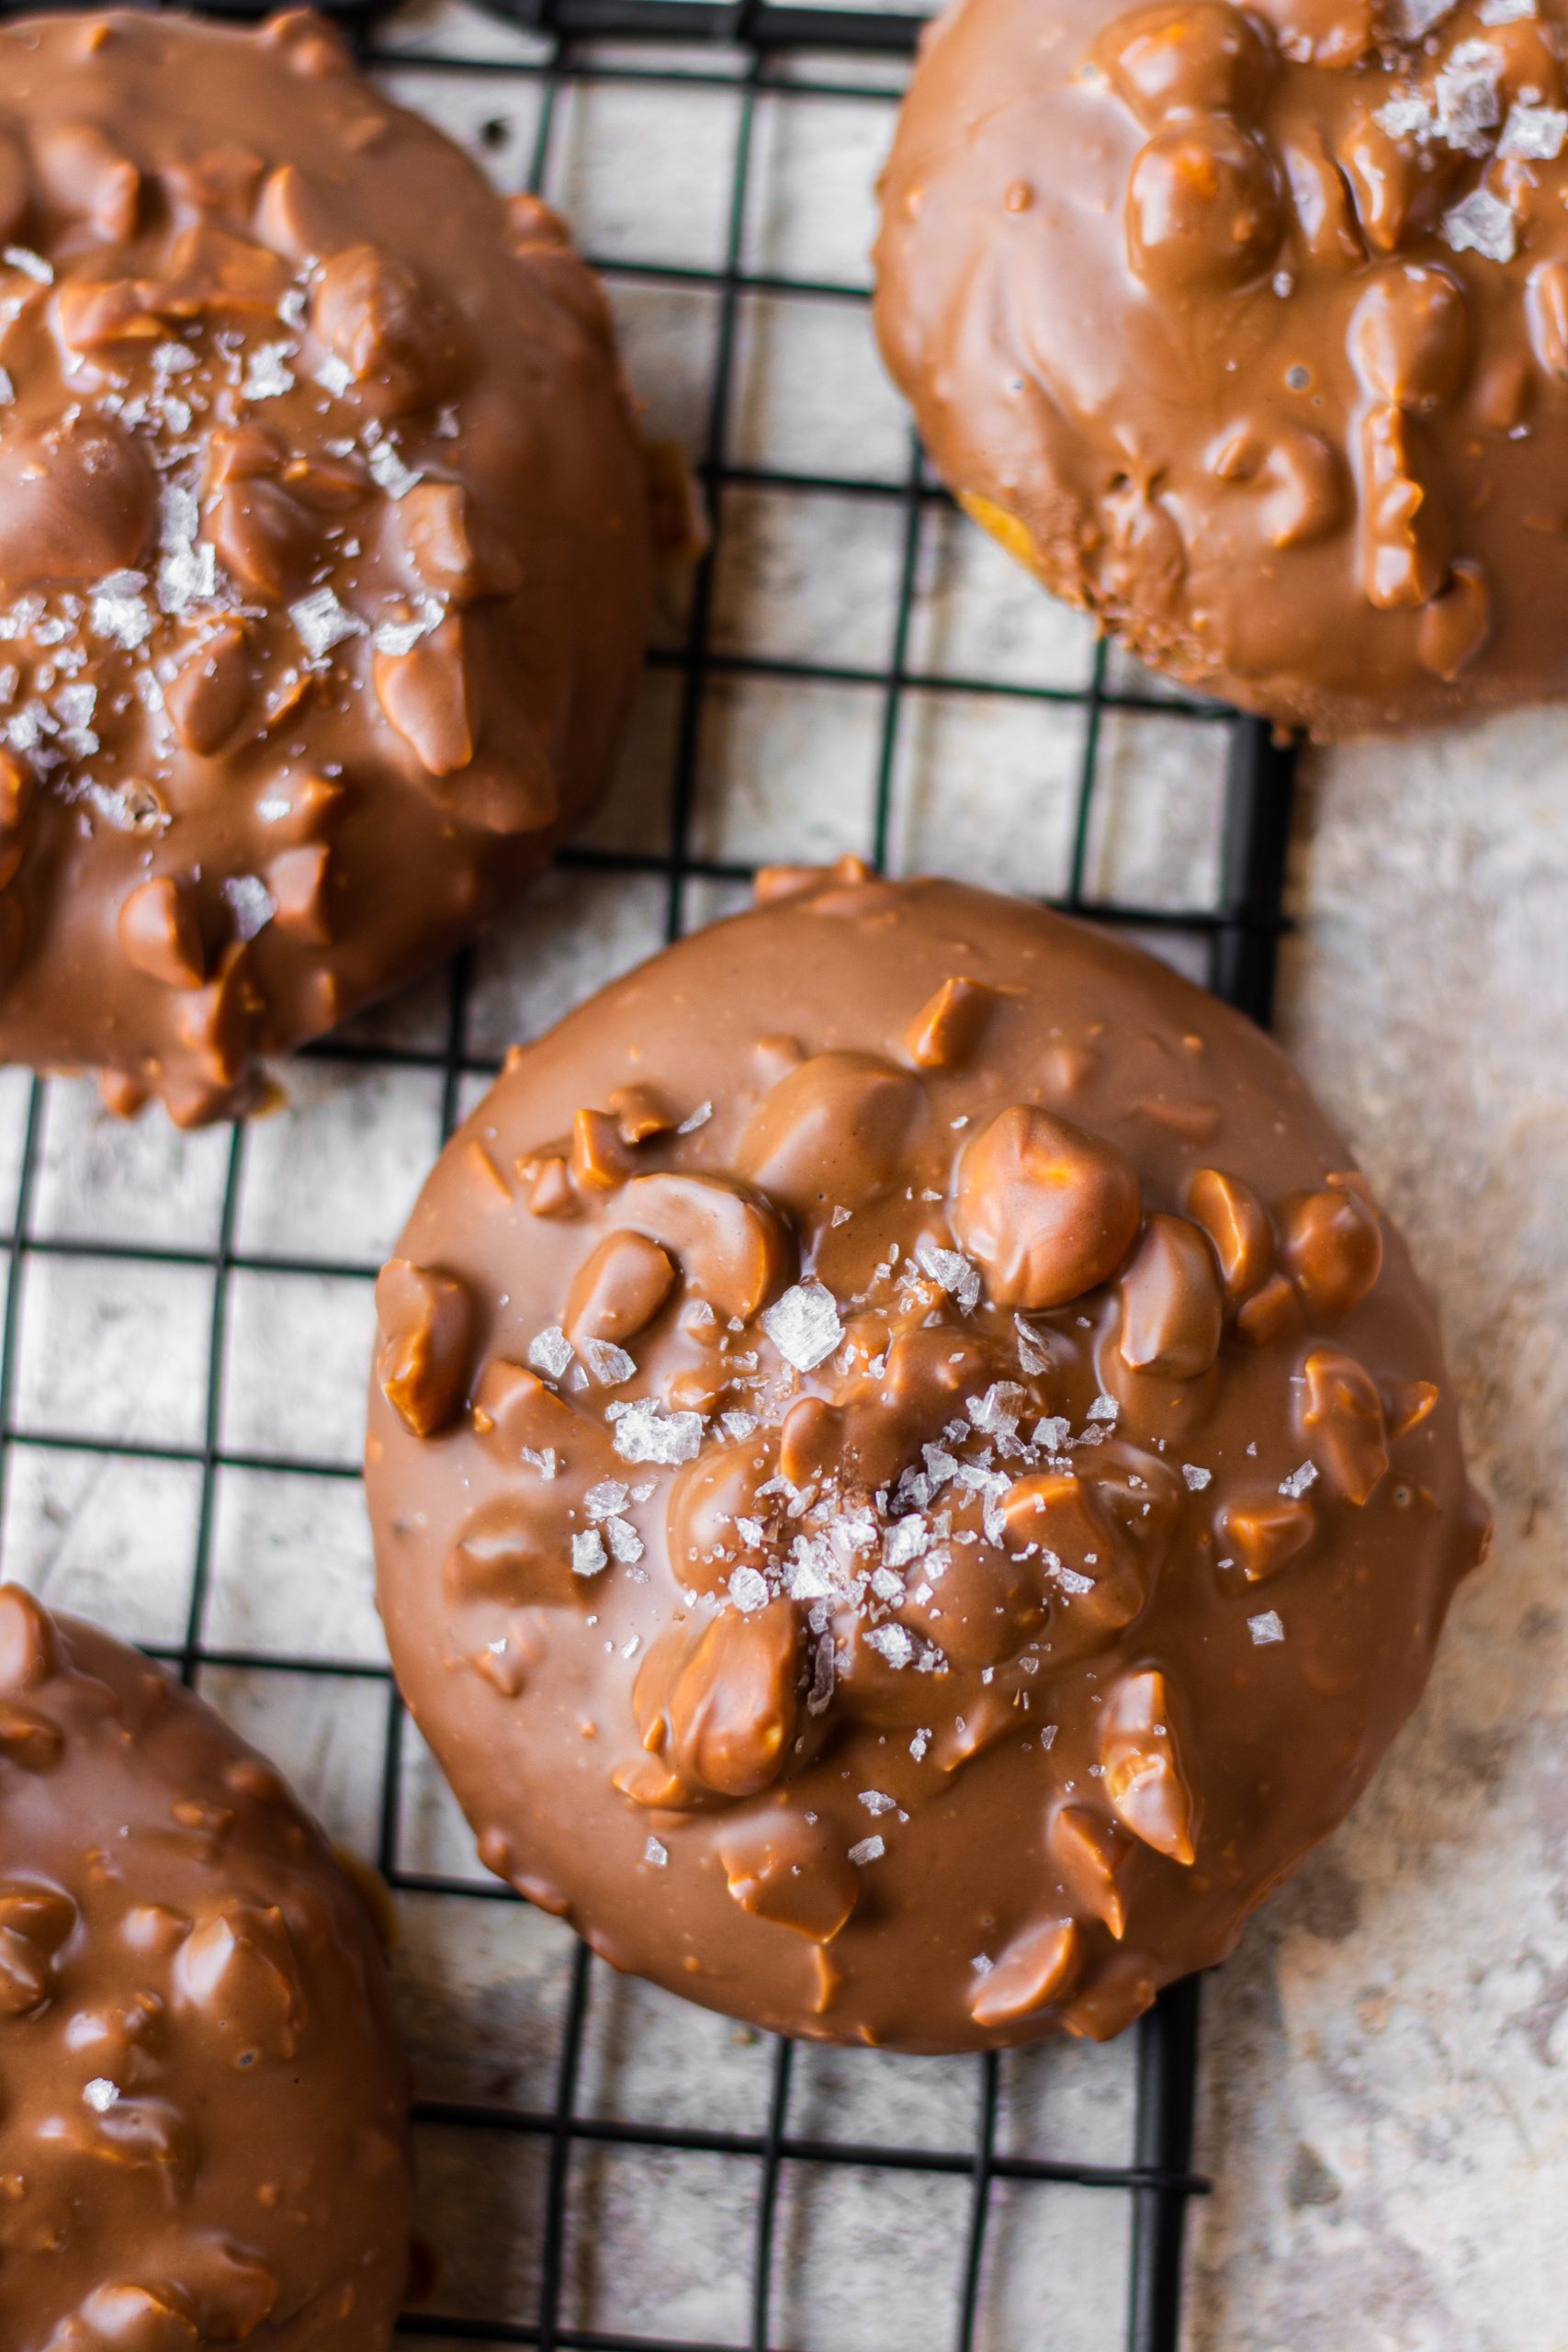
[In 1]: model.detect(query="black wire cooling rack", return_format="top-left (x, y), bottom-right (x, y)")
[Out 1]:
top-left (0, 1), bottom-right (1299, 2345)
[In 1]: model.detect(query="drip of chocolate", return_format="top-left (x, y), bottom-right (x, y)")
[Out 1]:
top-left (0, 1584), bottom-right (411, 2344)
top-left (367, 865), bottom-right (1489, 2052)
top-left (874, 0), bottom-right (1568, 736)
top-left (0, 7), bottom-right (649, 1122)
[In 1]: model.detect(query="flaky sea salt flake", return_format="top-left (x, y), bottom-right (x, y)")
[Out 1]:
top-left (866, 1623), bottom-right (915, 1669)
top-left (290, 588), bottom-right (365, 660)
top-left (222, 875), bottom-right (275, 942)
top-left (571, 1529), bottom-right (608, 1577)
top-left (243, 342), bottom-right (296, 400)
top-left (644, 1836), bottom-right (668, 1867)
top-left (527, 1325), bottom-right (574, 1381)
top-left (1181, 1463), bottom-right (1213, 1491)
top-left (729, 1565), bottom-right (770, 1613)
top-left (91, 573), bottom-right (152, 649)
top-left (1442, 187), bottom-right (1517, 261)
top-left (848, 1835), bottom-right (886, 1866)
top-left (1279, 1459), bottom-right (1318, 1498)
top-left (1248, 1609), bottom-right (1286, 1645)
top-left (606, 1516), bottom-right (645, 1566)
top-left (914, 1237), bottom-right (982, 1311)
top-left (1500, 100), bottom-right (1568, 157)
top-left (1434, 42), bottom-right (1503, 153)
top-left (761, 1280), bottom-right (843, 1372)
top-left (1393, 0), bottom-right (1455, 34)
top-left (581, 1337), bottom-right (636, 1387)
top-left (1375, 91), bottom-right (1436, 141)
top-left (4, 246), bottom-right (51, 284)
top-left (610, 1398), bottom-right (705, 1465)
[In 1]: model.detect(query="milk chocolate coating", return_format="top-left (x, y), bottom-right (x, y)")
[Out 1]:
top-left (874, 0), bottom-right (1568, 737)
top-left (367, 867), bottom-right (1489, 2052)
top-left (0, 1585), bottom-right (411, 2346)
top-left (0, 8), bottom-right (649, 1124)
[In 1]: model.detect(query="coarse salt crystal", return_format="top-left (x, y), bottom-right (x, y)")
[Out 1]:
top-left (849, 1835), bottom-right (886, 1866)
top-left (859, 1790), bottom-right (896, 1815)
top-left (1441, 187), bottom-right (1517, 261)
top-left (571, 1529), bottom-right (608, 1577)
top-left (1375, 91), bottom-right (1436, 141)
top-left (883, 1516), bottom-right (929, 1567)
top-left (909, 1727), bottom-right (931, 1760)
top-left (865, 1623), bottom-right (915, 1669)
top-left (644, 1836), bottom-right (668, 1867)
top-left (1013, 1314), bottom-right (1051, 1376)
top-left (83, 2078), bottom-right (118, 2112)
top-left (606, 1516), bottom-right (645, 1566)
top-left (610, 1399), bottom-right (705, 1465)
top-left (1499, 100), bottom-right (1568, 158)
top-left (223, 875), bottom-right (275, 942)
top-left (243, 342), bottom-right (296, 401)
top-left (1032, 1414), bottom-right (1071, 1453)
top-left (1087, 1394), bottom-right (1120, 1423)
top-left (1434, 42), bottom-right (1503, 153)
top-left (366, 433), bottom-right (420, 499)
top-left (371, 617), bottom-right (420, 658)
top-left (527, 1325), bottom-right (574, 1381)
top-left (761, 1281), bottom-right (843, 1372)
top-left (1181, 1463), bottom-right (1213, 1491)
top-left (1248, 1610), bottom-right (1285, 1645)
top-left (585, 1480), bottom-right (630, 1519)
top-left (1393, 0), bottom-right (1455, 33)
top-left (729, 1565), bottom-right (770, 1613)
top-left (91, 574), bottom-right (152, 649)
top-left (968, 1381), bottom-right (1026, 1438)
top-left (581, 1337), bottom-right (636, 1387)
top-left (1279, 1460), bottom-right (1318, 1499)
top-left (676, 1099), bottom-right (714, 1134)
top-left (314, 352), bottom-right (355, 397)
top-left (290, 588), bottom-right (365, 660)
top-left (913, 1237), bottom-right (981, 1311)
top-left (720, 1408), bottom-right (758, 1442)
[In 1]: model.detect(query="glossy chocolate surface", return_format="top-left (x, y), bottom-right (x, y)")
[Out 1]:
top-left (0, 1586), bottom-right (411, 2347)
top-left (0, 8), bottom-right (649, 1122)
top-left (367, 869), bottom-right (1488, 2052)
top-left (874, 0), bottom-right (1568, 735)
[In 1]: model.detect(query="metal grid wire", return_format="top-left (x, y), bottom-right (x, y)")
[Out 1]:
top-left (0, 2), bottom-right (1298, 2346)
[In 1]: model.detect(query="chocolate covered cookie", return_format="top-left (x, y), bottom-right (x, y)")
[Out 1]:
top-left (366, 867), bottom-right (1488, 2052)
top-left (0, 1584), bottom-right (411, 2346)
top-left (874, 0), bottom-right (1568, 736)
top-left (0, 8), bottom-right (649, 1123)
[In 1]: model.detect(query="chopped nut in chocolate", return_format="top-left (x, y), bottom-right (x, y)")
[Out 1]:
top-left (874, 0), bottom-right (1568, 735)
top-left (0, 1584), bottom-right (411, 2343)
top-left (0, 7), bottom-right (649, 1123)
top-left (367, 868), bottom-right (1489, 2052)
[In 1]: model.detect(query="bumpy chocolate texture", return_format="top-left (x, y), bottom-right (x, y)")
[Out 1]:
top-left (0, 9), bottom-right (649, 1124)
top-left (874, 0), bottom-right (1568, 736)
top-left (366, 867), bottom-right (1490, 2052)
top-left (0, 1584), bottom-right (411, 2346)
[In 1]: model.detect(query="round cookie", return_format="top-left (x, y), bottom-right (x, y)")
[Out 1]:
top-left (0, 1585), bottom-right (412, 2346)
top-left (0, 7), bottom-right (650, 1124)
top-left (874, 0), bottom-right (1568, 736)
top-left (366, 865), bottom-right (1489, 2053)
